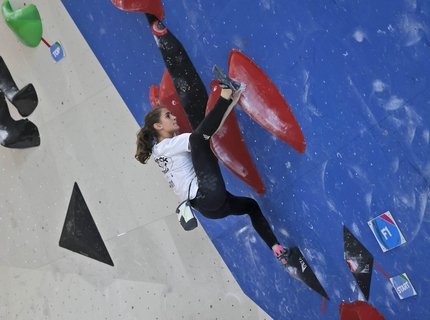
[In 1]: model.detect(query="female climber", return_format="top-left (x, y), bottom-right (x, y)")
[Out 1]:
top-left (135, 65), bottom-right (290, 267)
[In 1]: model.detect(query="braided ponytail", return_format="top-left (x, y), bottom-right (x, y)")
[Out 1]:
top-left (135, 107), bottom-right (164, 164)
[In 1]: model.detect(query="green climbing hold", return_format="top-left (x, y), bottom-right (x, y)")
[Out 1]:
top-left (2, 0), bottom-right (42, 48)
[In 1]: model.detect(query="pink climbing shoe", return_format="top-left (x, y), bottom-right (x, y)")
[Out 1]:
top-left (274, 245), bottom-right (291, 266)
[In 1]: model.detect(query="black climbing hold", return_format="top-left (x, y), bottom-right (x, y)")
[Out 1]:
top-left (0, 56), bottom-right (38, 117)
top-left (0, 92), bottom-right (40, 148)
top-left (343, 225), bottom-right (373, 300)
top-left (59, 182), bottom-right (114, 266)
top-left (285, 246), bottom-right (330, 299)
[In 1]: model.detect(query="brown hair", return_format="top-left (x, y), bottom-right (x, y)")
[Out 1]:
top-left (135, 107), bottom-right (164, 164)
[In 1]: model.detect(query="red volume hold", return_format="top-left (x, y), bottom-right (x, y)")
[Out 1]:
top-left (228, 49), bottom-right (306, 154)
top-left (111, 0), bottom-right (164, 21)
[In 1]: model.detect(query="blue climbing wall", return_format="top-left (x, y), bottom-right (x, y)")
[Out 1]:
top-left (61, 0), bottom-right (430, 318)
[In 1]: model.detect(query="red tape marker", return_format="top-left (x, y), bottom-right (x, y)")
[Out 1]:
top-left (373, 261), bottom-right (391, 279)
top-left (322, 297), bottom-right (326, 315)
top-left (41, 37), bottom-right (51, 47)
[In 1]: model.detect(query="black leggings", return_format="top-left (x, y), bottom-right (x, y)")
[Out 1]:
top-left (189, 95), bottom-right (279, 249)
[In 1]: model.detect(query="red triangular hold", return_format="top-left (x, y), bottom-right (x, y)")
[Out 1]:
top-left (207, 80), bottom-right (265, 194)
top-left (148, 74), bottom-right (266, 194)
top-left (149, 70), bottom-right (193, 134)
top-left (228, 49), bottom-right (306, 154)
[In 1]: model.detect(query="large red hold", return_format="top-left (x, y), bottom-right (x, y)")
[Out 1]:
top-left (149, 69), bottom-right (193, 134)
top-left (228, 49), bottom-right (306, 154)
top-left (207, 80), bottom-right (265, 194)
top-left (339, 301), bottom-right (385, 320)
top-left (111, 0), bottom-right (164, 20)
top-left (149, 74), bottom-right (265, 194)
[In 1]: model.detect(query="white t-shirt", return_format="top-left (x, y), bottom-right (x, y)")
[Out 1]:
top-left (152, 133), bottom-right (199, 201)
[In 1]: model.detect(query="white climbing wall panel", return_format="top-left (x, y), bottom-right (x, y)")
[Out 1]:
top-left (0, 1), bottom-right (272, 319)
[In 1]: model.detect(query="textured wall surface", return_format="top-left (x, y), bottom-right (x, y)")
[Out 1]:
top-left (2, 0), bottom-right (430, 319)
top-left (60, 0), bottom-right (430, 319)
top-left (0, 0), bottom-right (270, 319)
